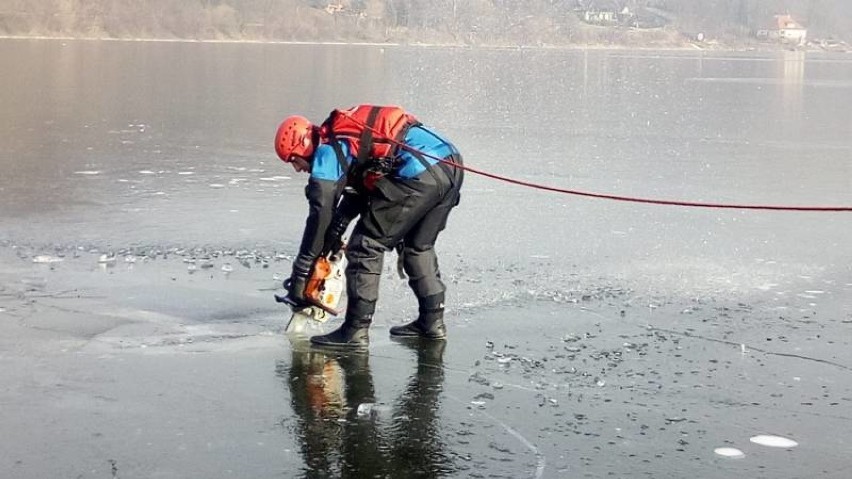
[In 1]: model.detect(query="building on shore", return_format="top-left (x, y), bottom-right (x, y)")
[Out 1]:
top-left (756, 14), bottom-right (807, 46)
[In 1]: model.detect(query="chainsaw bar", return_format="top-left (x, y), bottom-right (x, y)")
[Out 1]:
top-left (284, 306), bottom-right (330, 334)
top-left (276, 293), bottom-right (331, 333)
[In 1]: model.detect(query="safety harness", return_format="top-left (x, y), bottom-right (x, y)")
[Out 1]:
top-left (320, 105), bottom-right (421, 191)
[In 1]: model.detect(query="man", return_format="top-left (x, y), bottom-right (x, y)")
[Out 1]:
top-left (274, 105), bottom-right (463, 348)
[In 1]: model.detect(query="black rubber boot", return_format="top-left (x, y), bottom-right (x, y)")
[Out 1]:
top-left (310, 315), bottom-right (371, 348)
top-left (390, 294), bottom-right (446, 340)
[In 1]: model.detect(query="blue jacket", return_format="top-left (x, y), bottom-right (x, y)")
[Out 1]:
top-left (310, 125), bottom-right (458, 182)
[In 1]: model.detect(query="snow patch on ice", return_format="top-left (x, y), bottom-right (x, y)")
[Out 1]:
top-left (714, 447), bottom-right (744, 458)
top-left (750, 435), bottom-right (798, 448)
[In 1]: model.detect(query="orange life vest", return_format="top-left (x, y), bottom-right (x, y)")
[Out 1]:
top-left (319, 105), bottom-right (419, 163)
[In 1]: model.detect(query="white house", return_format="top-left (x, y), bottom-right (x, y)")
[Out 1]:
top-left (757, 14), bottom-right (807, 45)
top-left (776, 15), bottom-right (807, 45)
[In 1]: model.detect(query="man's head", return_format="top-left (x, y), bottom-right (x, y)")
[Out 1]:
top-left (275, 115), bottom-right (315, 172)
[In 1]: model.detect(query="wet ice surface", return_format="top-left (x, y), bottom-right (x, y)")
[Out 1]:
top-left (2, 244), bottom-right (851, 478)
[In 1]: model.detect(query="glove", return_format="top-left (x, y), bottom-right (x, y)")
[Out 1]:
top-left (284, 271), bottom-right (310, 308)
top-left (324, 236), bottom-right (345, 258)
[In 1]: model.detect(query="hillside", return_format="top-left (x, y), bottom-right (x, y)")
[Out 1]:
top-left (0, 1), bottom-right (849, 47)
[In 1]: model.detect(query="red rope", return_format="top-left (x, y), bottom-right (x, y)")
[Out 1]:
top-left (341, 110), bottom-right (852, 212)
top-left (435, 158), bottom-right (852, 212)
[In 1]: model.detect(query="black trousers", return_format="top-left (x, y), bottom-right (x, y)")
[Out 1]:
top-left (344, 155), bottom-right (463, 320)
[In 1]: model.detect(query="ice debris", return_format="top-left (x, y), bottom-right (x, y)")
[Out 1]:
top-left (356, 403), bottom-right (374, 417)
top-left (714, 447), bottom-right (744, 458)
top-left (749, 435), bottom-right (798, 448)
top-left (32, 255), bottom-right (64, 264)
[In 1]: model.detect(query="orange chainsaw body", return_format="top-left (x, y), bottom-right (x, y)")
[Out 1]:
top-left (303, 252), bottom-right (346, 315)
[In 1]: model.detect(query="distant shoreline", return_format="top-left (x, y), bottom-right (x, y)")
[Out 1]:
top-left (2, 34), bottom-right (845, 54)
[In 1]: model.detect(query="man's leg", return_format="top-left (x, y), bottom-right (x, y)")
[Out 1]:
top-left (311, 181), bottom-right (441, 347)
top-left (390, 185), bottom-right (460, 339)
top-left (309, 230), bottom-right (384, 347)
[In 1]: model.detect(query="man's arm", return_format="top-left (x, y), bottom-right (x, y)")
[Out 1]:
top-left (293, 177), bottom-right (344, 276)
top-left (320, 188), bottom-right (363, 256)
top-left (291, 142), bottom-right (351, 276)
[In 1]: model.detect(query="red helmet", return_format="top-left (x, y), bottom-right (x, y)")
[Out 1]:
top-left (275, 115), bottom-right (315, 162)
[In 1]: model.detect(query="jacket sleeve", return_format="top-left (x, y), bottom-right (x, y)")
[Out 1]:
top-left (320, 188), bottom-right (364, 255)
top-left (292, 177), bottom-right (344, 275)
top-left (291, 142), bottom-right (351, 276)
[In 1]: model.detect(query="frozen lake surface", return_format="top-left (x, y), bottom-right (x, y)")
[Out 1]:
top-left (1, 39), bottom-right (851, 478)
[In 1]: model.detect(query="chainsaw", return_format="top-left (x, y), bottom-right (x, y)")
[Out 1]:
top-left (276, 249), bottom-right (347, 334)
top-left (277, 188), bottom-right (362, 334)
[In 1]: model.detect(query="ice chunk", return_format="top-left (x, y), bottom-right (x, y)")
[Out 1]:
top-left (714, 447), bottom-right (744, 458)
top-left (32, 255), bottom-right (63, 264)
top-left (356, 403), bottom-right (375, 417)
top-left (750, 435), bottom-right (798, 448)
